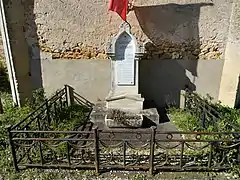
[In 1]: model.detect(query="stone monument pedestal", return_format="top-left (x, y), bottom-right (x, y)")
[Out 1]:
top-left (90, 22), bottom-right (159, 129)
top-left (90, 101), bottom-right (159, 129)
top-left (105, 94), bottom-right (144, 128)
top-left (106, 94), bottom-right (144, 113)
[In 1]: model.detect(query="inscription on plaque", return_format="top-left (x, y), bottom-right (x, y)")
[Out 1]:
top-left (115, 32), bottom-right (136, 85)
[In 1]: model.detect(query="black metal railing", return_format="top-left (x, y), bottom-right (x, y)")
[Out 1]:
top-left (7, 85), bottom-right (93, 171)
top-left (9, 87), bottom-right (68, 132)
top-left (184, 89), bottom-right (240, 132)
top-left (8, 127), bottom-right (240, 175)
top-left (184, 89), bottom-right (219, 130)
top-left (7, 86), bottom-right (240, 175)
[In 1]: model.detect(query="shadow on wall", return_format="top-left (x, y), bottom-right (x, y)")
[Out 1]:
top-left (0, 61), bottom-right (10, 93)
top-left (134, 3), bottom-right (214, 108)
top-left (235, 76), bottom-right (240, 108)
top-left (23, 0), bottom-right (43, 89)
top-left (115, 32), bottom-right (132, 60)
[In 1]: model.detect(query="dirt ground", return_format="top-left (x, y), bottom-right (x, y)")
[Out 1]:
top-left (81, 171), bottom-right (239, 180)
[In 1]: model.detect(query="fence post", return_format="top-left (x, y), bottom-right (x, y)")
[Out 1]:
top-left (149, 126), bottom-right (156, 175)
top-left (123, 140), bottom-right (126, 167)
top-left (202, 102), bottom-right (206, 129)
top-left (37, 118), bottom-right (44, 165)
top-left (66, 141), bottom-right (71, 166)
top-left (64, 85), bottom-right (69, 107)
top-left (180, 141), bottom-right (184, 169)
top-left (208, 142), bottom-right (213, 169)
top-left (94, 127), bottom-right (100, 175)
top-left (180, 90), bottom-right (186, 109)
top-left (0, 97), bottom-right (3, 114)
top-left (45, 100), bottom-right (50, 125)
top-left (64, 85), bottom-right (74, 106)
top-left (7, 126), bottom-right (19, 171)
top-left (238, 145), bottom-right (240, 163)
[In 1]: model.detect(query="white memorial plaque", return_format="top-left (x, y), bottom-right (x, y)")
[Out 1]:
top-left (115, 32), bottom-right (136, 85)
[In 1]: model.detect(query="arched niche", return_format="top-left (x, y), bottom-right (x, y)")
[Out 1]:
top-left (114, 31), bottom-right (136, 85)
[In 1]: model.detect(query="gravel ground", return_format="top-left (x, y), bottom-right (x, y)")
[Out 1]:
top-left (9, 169), bottom-right (239, 180)
top-left (81, 171), bottom-right (239, 180)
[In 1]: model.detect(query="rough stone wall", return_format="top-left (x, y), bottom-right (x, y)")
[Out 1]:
top-left (23, 0), bottom-right (232, 60)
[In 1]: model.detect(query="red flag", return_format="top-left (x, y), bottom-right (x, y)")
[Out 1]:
top-left (108, 0), bottom-right (128, 21)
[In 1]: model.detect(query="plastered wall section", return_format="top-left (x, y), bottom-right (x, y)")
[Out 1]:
top-left (41, 55), bottom-right (224, 106)
top-left (40, 53), bottom-right (111, 103)
top-left (219, 0), bottom-right (240, 107)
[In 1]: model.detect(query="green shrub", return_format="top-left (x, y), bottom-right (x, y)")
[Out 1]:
top-left (168, 93), bottom-right (240, 178)
top-left (213, 102), bottom-right (240, 131)
top-left (53, 103), bottom-right (89, 131)
top-left (0, 88), bottom-right (91, 179)
top-left (0, 59), bottom-right (10, 93)
top-left (0, 92), bottom-right (32, 148)
top-left (168, 108), bottom-right (200, 131)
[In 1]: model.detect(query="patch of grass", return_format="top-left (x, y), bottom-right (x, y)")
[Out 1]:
top-left (0, 89), bottom-right (92, 179)
top-left (129, 173), bottom-right (147, 180)
top-left (0, 92), bottom-right (32, 148)
top-left (213, 102), bottom-right (240, 131)
top-left (53, 103), bottom-right (90, 131)
top-left (167, 94), bottom-right (240, 178)
top-left (168, 108), bottom-right (200, 131)
top-left (0, 89), bottom-right (239, 179)
top-left (168, 97), bottom-right (240, 133)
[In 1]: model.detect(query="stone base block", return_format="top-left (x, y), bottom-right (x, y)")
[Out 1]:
top-left (106, 94), bottom-right (144, 113)
top-left (141, 108), bottom-right (159, 124)
top-left (90, 101), bottom-right (158, 129)
top-left (90, 101), bottom-right (106, 124)
top-left (105, 114), bottom-right (143, 128)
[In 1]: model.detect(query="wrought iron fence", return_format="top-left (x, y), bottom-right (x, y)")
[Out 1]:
top-left (184, 88), bottom-right (240, 132)
top-left (7, 85), bottom-right (93, 171)
top-left (7, 86), bottom-right (240, 175)
top-left (184, 88), bottom-right (219, 130)
top-left (8, 126), bottom-right (240, 175)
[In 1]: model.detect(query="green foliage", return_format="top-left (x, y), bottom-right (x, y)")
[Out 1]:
top-left (0, 59), bottom-right (10, 93)
top-left (176, 91), bottom-right (240, 132)
top-left (168, 92), bottom-right (240, 178)
top-left (0, 88), bottom-right (48, 147)
top-left (53, 104), bottom-right (89, 131)
top-left (26, 88), bottom-right (47, 108)
top-left (213, 102), bottom-right (240, 131)
top-left (168, 108), bottom-right (200, 131)
top-left (107, 109), bottom-right (142, 127)
top-left (0, 88), bottom-right (91, 179)
top-left (130, 173), bottom-right (147, 180)
top-left (169, 97), bottom-right (240, 134)
top-left (0, 92), bottom-right (34, 179)
top-left (0, 92), bottom-right (32, 148)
